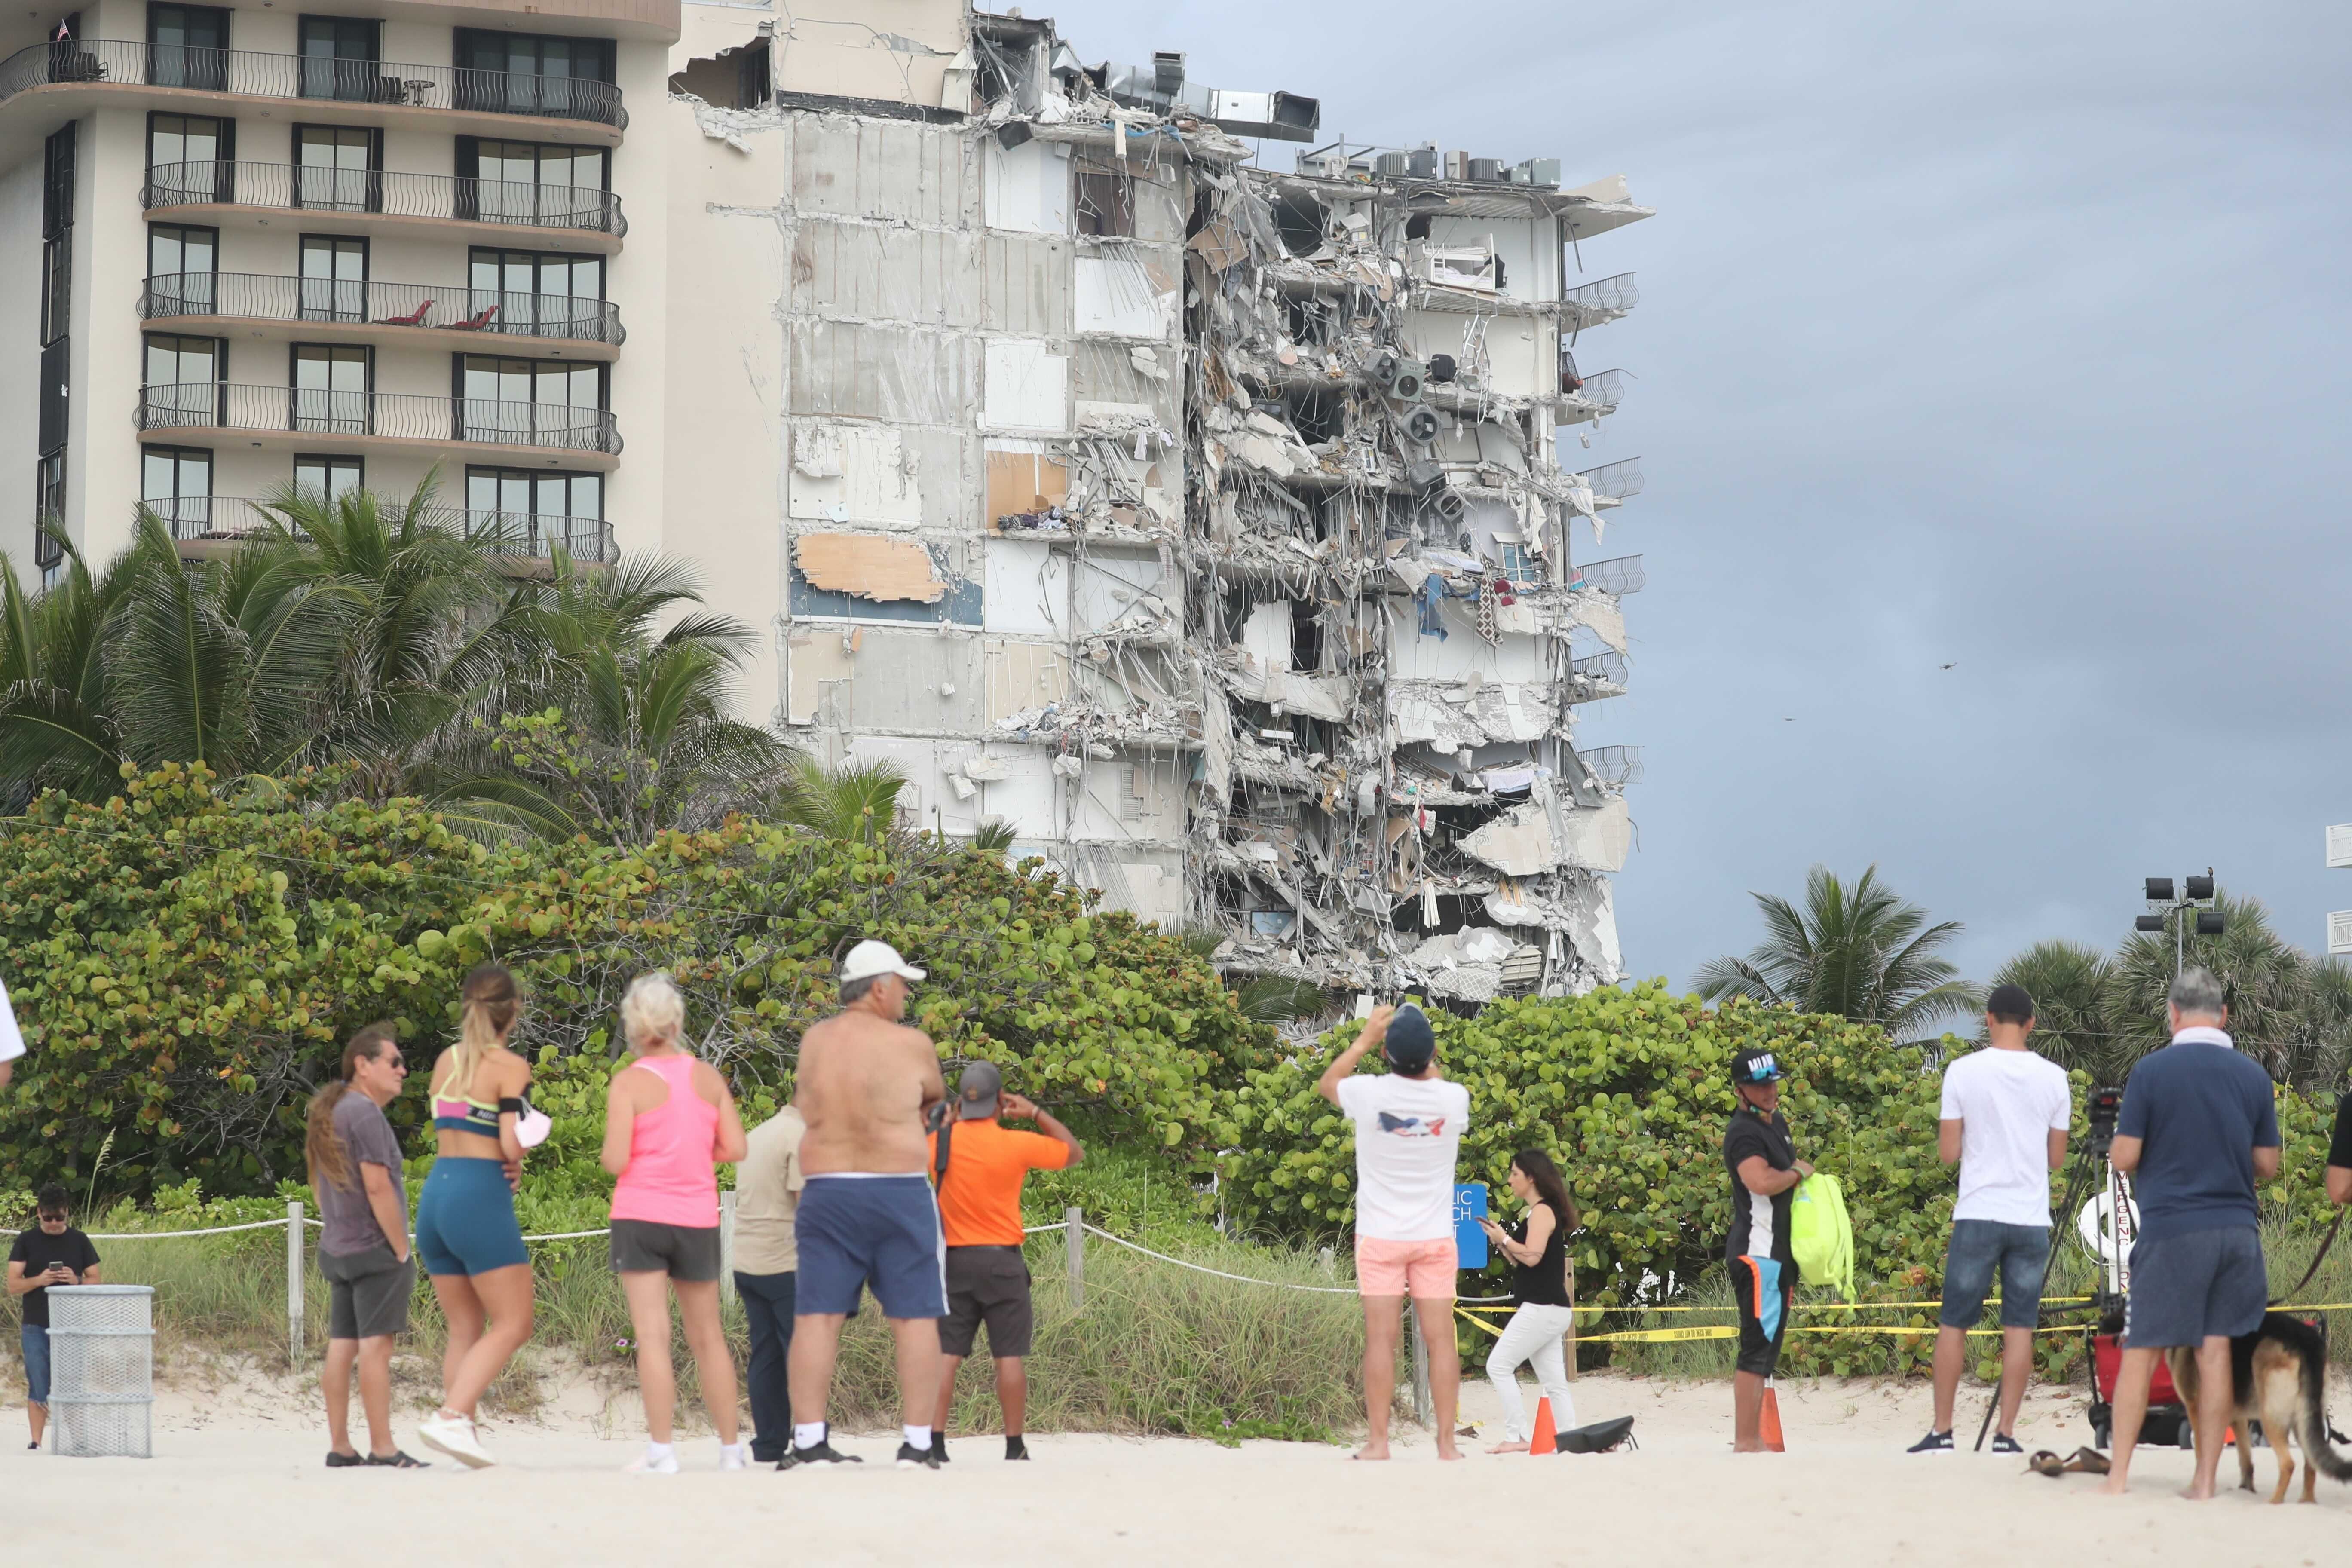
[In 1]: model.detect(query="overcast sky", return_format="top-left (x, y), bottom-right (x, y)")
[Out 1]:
top-left (1048, 0), bottom-right (2352, 990)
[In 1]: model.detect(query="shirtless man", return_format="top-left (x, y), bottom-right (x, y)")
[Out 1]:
top-left (781, 939), bottom-right (949, 1471)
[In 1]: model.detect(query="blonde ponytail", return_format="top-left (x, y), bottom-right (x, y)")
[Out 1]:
top-left (441, 964), bottom-right (519, 1102)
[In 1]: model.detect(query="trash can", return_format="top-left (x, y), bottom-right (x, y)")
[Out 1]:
top-left (46, 1285), bottom-right (153, 1458)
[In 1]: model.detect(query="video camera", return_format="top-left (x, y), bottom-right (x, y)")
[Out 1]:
top-left (2085, 1085), bottom-right (2123, 1157)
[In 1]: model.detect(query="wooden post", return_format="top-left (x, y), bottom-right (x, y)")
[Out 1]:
top-left (1409, 1305), bottom-right (1431, 1426)
top-left (719, 1190), bottom-right (738, 1304)
top-left (285, 1200), bottom-right (304, 1369)
top-left (1065, 1206), bottom-right (1084, 1310)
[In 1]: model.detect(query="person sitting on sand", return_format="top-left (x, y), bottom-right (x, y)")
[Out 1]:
top-left (1317, 1002), bottom-right (1470, 1462)
top-left (602, 971), bottom-right (750, 1473)
top-left (1476, 1149), bottom-right (1579, 1454)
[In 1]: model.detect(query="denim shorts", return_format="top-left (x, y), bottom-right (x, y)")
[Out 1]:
top-left (1939, 1219), bottom-right (2052, 1330)
top-left (19, 1323), bottom-right (49, 1406)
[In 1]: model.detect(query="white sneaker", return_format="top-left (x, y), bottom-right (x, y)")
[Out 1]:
top-left (624, 1445), bottom-right (680, 1474)
top-left (719, 1443), bottom-right (749, 1472)
top-left (416, 1412), bottom-right (496, 1469)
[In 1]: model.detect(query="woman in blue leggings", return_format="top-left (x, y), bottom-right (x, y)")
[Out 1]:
top-left (413, 965), bottom-right (535, 1467)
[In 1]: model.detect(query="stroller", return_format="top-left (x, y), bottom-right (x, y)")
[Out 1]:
top-left (2086, 1323), bottom-right (2192, 1450)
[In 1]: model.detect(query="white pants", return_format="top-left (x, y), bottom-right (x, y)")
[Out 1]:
top-left (1486, 1302), bottom-right (1577, 1442)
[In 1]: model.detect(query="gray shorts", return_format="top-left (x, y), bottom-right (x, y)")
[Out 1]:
top-left (321, 1243), bottom-right (415, 1341)
top-left (2123, 1226), bottom-right (2267, 1349)
top-left (939, 1246), bottom-right (1034, 1358)
top-left (609, 1219), bottom-right (721, 1281)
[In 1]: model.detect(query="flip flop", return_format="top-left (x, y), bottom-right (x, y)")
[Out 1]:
top-left (2026, 1450), bottom-right (2066, 1478)
top-left (2060, 1446), bottom-right (2110, 1476)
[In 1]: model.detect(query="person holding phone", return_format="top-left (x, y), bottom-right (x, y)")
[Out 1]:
top-left (1476, 1149), bottom-right (1580, 1453)
top-left (413, 965), bottom-right (537, 1468)
top-left (7, 1185), bottom-right (101, 1449)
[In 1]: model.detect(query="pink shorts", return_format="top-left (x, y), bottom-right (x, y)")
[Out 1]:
top-left (1355, 1236), bottom-right (1458, 1298)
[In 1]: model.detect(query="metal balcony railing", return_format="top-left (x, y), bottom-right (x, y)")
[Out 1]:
top-left (1562, 271), bottom-right (1638, 331)
top-left (1569, 554), bottom-right (1645, 595)
top-left (141, 162), bottom-right (626, 238)
top-left (1558, 367), bottom-right (1625, 423)
top-left (1571, 649), bottom-right (1628, 688)
top-left (0, 39), bottom-right (625, 128)
top-left (140, 273), bottom-right (624, 346)
top-left (1573, 456), bottom-right (1644, 502)
top-left (1574, 744), bottom-right (1643, 788)
top-left (139, 498), bottom-right (612, 562)
top-left (136, 383), bottom-right (622, 454)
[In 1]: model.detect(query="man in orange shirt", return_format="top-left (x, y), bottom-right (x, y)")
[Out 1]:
top-left (925, 1061), bottom-right (1083, 1461)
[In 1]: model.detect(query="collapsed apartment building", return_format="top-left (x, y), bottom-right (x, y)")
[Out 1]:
top-left (658, 3), bottom-right (1650, 1004)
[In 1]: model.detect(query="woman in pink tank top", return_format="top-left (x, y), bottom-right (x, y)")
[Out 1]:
top-left (599, 972), bottom-right (748, 1473)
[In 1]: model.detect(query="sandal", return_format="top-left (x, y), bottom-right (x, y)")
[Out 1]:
top-left (2026, 1450), bottom-right (2066, 1478)
top-left (2061, 1446), bottom-right (2110, 1476)
top-left (366, 1450), bottom-right (429, 1468)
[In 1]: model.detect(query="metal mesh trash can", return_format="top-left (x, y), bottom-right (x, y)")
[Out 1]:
top-left (47, 1285), bottom-right (154, 1458)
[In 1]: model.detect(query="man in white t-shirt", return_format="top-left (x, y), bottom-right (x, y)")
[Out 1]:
top-left (0, 974), bottom-right (25, 1088)
top-left (1906, 983), bottom-right (2071, 1455)
top-left (1317, 1002), bottom-right (1470, 1462)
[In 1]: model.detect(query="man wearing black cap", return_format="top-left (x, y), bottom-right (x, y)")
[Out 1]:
top-left (925, 1061), bottom-right (1082, 1462)
top-left (1724, 1046), bottom-right (1809, 1452)
top-left (1318, 1002), bottom-right (1470, 1461)
top-left (1906, 983), bottom-right (2070, 1456)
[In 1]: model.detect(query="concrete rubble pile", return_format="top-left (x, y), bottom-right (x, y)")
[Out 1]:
top-left (665, 2), bottom-right (1652, 1004)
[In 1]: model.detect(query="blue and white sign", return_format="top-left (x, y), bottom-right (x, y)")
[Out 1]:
top-left (1453, 1182), bottom-right (1489, 1270)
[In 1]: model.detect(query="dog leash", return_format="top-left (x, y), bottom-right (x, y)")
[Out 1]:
top-left (2273, 1209), bottom-right (2346, 1307)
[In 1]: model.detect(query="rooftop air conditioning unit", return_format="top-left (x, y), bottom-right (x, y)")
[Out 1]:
top-left (1407, 144), bottom-right (1439, 178)
top-left (2329, 823), bottom-right (2352, 869)
top-left (1443, 150), bottom-right (1469, 181)
top-left (1401, 405), bottom-right (1441, 444)
top-left (1467, 157), bottom-right (1503, 182)
top-left (1374, 150), bottom-right (1409, 178)
top-left (1386, 356), bottom-right (1428, 401)
top-left (1510, 157), bottom-right (1562, 186)
top-left (2332, 909), bottom-right (2352, 957)
top-left (1296, 149), bottom-right (1349, 178)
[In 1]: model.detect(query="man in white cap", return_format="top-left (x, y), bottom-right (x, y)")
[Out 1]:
top-left (782, 939), bottom-right (950, 1471)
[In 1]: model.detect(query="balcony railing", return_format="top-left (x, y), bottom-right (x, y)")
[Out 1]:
top-left (136, 383), bottom-right (622, 455)
top-left (1567, 554), bottom-right (1645, 595)
top-left (142, 162), bottom-right (626, 238)
top-left (1558, 367), bottom-right (1624, 423)
top-left (141, 496), bottom-right (613, 562)
top-left (0, 39), bottom-right (625, 128)
top-left (1572, 457), bottom-right (1644, 503)
top-left (1561, 271), bottom-right (1638, 331)
top-left (140, 273), bottom-right (624, 346)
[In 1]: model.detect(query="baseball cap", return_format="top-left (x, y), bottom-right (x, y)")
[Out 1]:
top-left (1384, 1003), bottom-right (1436, 1072)
top-left (1730, 1047), bottom-right (1785, 1086)
top-left (956, 1061), bottom-right (1003, 1120)
top-left (840, 939), bottom-right (925, 985)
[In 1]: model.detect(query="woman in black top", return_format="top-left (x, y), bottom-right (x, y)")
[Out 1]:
top-left (1476, 1149), bottom-right (1580, 1452)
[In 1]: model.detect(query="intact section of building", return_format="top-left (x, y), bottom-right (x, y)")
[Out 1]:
top-left (2, 0), bottom-right (1648, 1002)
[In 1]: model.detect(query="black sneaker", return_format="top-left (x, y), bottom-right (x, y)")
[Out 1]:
top-left (778, 1442), bottom-right (862, 1470)
top-left (1990, 1433), bottom-right (2023, 1455)
top-left (1004, 1435), bottom-right (1029, 1461)
top-left (933, 1436), bottom-right (950, 1463)
top-left (895, 1441), bottom-right (941, 1470)
top-left (1906, 1429), bottom-right (1955, 1455)
top-left (325, 1450), bottom-right (368, 1468)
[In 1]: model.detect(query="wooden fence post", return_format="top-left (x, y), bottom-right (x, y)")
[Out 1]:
top-left (1065, 1206), bottom-right (1084, 1310)
top-left (285, 1200), bottom-right (304, 1369)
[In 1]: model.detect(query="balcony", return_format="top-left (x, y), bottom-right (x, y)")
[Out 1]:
top-left (142, 163), bottom-right (626, 249)
top-left (146, 497), bottom-right (615, 565)
top-left (1561, 272), bottom-right (1638, 334)
top-left (0, 40), bottom-right (625, 142)
top-left (137, 384), bottom-right (622, 465)
top-left (1557, 367), bottom-right (1624, 426)
top-left (141, 273), bottom-right (624, 358)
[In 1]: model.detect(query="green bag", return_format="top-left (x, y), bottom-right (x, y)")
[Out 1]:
top-left (1790, 1172), bottom-right (1854, 1301)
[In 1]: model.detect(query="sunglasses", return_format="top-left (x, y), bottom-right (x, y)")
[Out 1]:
top-left (376, 1055), bottom-right (409, 1073)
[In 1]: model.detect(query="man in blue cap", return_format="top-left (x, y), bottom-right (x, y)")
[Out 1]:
top-left (1724, 1045), bottom-right (1811, 1452)
top-left (1317, 1001), bottom-right (1470, 1461)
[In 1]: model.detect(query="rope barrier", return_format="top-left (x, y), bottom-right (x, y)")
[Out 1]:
top-left (84, 1217), bottom-right (294, 1240)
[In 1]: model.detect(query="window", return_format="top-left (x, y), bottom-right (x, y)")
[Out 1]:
top-left (458, 355), bottom-right (604, 447)
top-left (297, 16), bottom-right (383, 101)
top-left (147, 4), bottom-right (229, 91)
top-left (33, 456), bottom-right (65, 571)
top-left (39, 340), bottom-right (69, 454)
top-left (146, 224), bottom-right (218, 315)
top-left (454, 29), bottom-right (615, 118)
top-left (1498, 542), bottom-right (1537, 586)
top-left (465, 466), bottom-right (601, 553)
top-left (292, 343), bottom-right (369, 434)
top-left (294, 125), bottom-right (380, 213)
top-left (458, 139), bottom-right (607, 227)
top-left (142, 333), bottom-right (224, 427)
top-left (42, 126), bottom-right (74, 346)
top-left (141, 444), bottom-right (214, 536)
top-left (146, 113), bottom-right (233, 205)
top-left (294, 453), bottom-right (362, 502)
top-left (468, 248), bottom-right (604, 338)
top-left (299, 235), bottom-right (367, 322)
top-left (1074, 168), bottom-right (1134, 238)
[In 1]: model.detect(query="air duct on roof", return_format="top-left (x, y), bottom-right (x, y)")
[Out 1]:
top-left (1099, 57), bottom-right (1320, 141)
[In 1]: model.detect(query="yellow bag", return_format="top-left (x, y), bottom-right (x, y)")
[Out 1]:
top-left (1790, 1172), bottom-right (1854, 1300)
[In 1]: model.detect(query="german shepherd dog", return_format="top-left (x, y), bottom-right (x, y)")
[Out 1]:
top-left (2167, 1312), bottom-right (2352, 1504)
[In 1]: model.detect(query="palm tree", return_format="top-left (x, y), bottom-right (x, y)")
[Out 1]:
top-left (0, 536), bottom-right (135, 804)
top-left (1982, 939), bottom-right (2120, 1080)
top-left (773, 755), bottom-right (910, 845)
top-left (1694, 864), bottom-right (1981, 1042)
top-left (2107, 891), bottom-right (2351, 1088)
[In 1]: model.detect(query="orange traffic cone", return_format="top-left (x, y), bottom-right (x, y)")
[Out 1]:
top-left (1530, 1398), bottom-right (1556, 1455)
top-left (1761, 1384), bottom-right (1785, 1452)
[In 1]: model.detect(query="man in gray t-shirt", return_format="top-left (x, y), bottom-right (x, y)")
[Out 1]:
top-left (309, 1027), bottom-right (423, 1467)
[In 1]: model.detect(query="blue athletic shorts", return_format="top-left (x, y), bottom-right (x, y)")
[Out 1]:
top-left (2123, 1226), bottom-right (2266, 1350)
top-left (414, 1157), bottom-right (530, 1277)
top-left (793, 1175), bottom-right (946, 1320)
